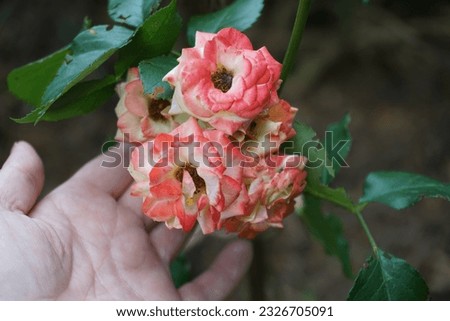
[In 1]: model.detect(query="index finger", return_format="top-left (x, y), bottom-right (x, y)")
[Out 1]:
top-left (179, 240), bottom-right (253, 300)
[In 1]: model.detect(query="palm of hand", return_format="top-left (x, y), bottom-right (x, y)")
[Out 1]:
top-left (0, 142), bottom-right (251, 300)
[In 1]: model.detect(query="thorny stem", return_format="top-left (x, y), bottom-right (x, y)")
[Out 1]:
top-left (279, 0), bottom-right (312, 93)
top-left (281, 0), bottom-right (379, 259)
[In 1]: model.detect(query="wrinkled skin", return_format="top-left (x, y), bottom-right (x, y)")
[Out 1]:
top-left (0, 142), bottom-right (252, 300)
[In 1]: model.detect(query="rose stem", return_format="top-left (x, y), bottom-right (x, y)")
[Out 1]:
top-left (279, 0), bottom-right (312, 93)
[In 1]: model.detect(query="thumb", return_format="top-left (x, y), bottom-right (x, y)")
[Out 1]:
top-left (0, 141), bottom-right (45, 214)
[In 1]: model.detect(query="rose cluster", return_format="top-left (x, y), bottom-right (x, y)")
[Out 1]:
top-left (115, 28), bottom-right (307, 238)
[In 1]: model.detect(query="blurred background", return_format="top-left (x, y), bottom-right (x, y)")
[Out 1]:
top-left (1, 0), bottom-right (449, 300)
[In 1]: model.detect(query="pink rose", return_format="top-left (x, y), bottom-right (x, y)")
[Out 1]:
top-left (234, 99), bottom-right (298, 156)
top-left (115, 68), bottom-right (185, 143)
top-left (164, 28), bottom-right (282, 135)
top-left (128, 117), bottom-right (244, 233)
top-left (221, 154), bottom-right (307, 239)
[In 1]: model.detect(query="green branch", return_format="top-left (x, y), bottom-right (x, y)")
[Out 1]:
top-left (305, 184), bottom-right (378, 253)
top-left (355, 210), bottom-right (378, 253)
top-left (279, 0), bottom-right (312, 92)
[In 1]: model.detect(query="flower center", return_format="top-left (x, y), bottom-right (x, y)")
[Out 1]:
top-left (146, 97), bottom-right (170, 122)
top-left (211, 67), bottom-right (233, 93)
top-left (175, 164), bottom-right (206, 194)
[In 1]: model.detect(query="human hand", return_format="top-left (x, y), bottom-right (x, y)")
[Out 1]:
top-left (0, 142), bottom-right (252, 300)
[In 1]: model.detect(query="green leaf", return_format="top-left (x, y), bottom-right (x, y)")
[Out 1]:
top-left (348, 249), bottom-right (429, 300)
top-left (289, 121), bottom-right (335, 184)
top-left (108, 0), bottom-right (161, 27)
top-left (138, 55), bottom-right (178, 100)
top-left (289, 121), bottom-right (316, 154)
top-left (305, 183), bottom-right (358, 213)
top-left (41, 76), bottom-right (116, 121)
top-left (360, 171), bottom-right (450, 210)
top-left (7, 47), bottom-right (69, 106)
top-left (13, 76), bottom-right (117, 123)
top-left (309, 147), bottom-right (334, 183)
top-left (115, 0), bottom-right (182, 76)
top-left (170, 254), bottom-right (191, 288)
top-left (299, 195), bottom-right (353, 277)
top-left (42, 25), bottom-right (134, 109)
top-left (322, 113), bottom-right (352, 185)
top-left (186, 0), bottom-right (264, 46)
